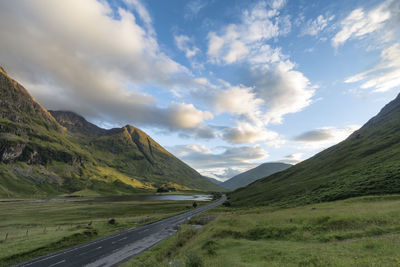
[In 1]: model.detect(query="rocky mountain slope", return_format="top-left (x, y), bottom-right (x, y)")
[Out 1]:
top-left (229, 93), bottom-right (400, 206)
top-left (222, 162), bottom-right (292, 190)
top-left (0, 68), bottom-right (221, 197)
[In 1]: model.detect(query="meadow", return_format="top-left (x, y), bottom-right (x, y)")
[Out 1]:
top-left (126, 195), bottom-right (400, 267)
top-left (0, 195), bottom-right (204, 266)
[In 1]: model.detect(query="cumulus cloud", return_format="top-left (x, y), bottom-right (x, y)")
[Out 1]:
top-left (249, 60), bottom-right (315, 124)
top-left (0, 0), bottom-right (214, 134)
top-left (293, 125), bottom-right (360, 149)
top-left (169, 144), bottom-right (268, 170)
top-left (203, 1), bottom-right (315, 144)
top-left (281, 153), bottom-right (303, 164)
top-left (214, 85), bottom-right (263, 117)
top-left (301, 15), bottom-right (335, 36)
top-left (222, 122), bottom-right (279, 144)
top-left (207, 1), bottom-right (289, 64)
top-left (294, 129), bottom-right (334, 142)
top-left (332, 1), bottom-right (391, 48)
top-left (167, 143), bottom-right (267, 181)
top-left (174, 34), bottom-right (200, 58)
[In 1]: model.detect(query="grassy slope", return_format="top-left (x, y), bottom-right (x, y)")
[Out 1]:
top-left (83, 125), bottom-right (221, 191)
top-left (229, 93), bottom-right (400, 207)
top-left (0, 68), bottom-right (222, 197)
top-left (126, 195), bottom-right (400, 267)
top-left (0, 197), bottom-right (208, 266)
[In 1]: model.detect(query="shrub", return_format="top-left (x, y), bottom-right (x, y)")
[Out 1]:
top-left (222, 201), bottom-right (231, 207)
top-left (185, 253), bottom-right (203, 267)
top-left (202, 240), bottom-right (218, 255)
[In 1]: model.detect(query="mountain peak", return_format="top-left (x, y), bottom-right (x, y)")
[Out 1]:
top-left (0, 66), bottom-right (60, 130)
top-left (49, 110), bottom-right (107, 137)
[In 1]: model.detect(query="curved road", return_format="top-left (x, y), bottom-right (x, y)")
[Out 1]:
top-left (15, 195), bottom-right (226, 267)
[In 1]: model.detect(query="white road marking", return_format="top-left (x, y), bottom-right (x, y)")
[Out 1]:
top-left (48, 259), bottom-right (66, 267)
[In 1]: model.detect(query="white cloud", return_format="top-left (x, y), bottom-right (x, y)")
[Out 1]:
top-left (214, 86), bottom-right (263, 116)
top-left (168, 103), bottom-right (213, 129)
top-left (168, 144), bottom-right (268, 171)
top-left (293, 125), bottom-right (360, 150)
top-left (203, 1), bottom-right (315, 144)
top-left (207, 1), bottom-right (289, 64)
top-left (123, 0), bottom-right (154, 35)
top-left (332, 2), bottom-right (391, 48)
top-left (222, 122), bottom-right (279, 144)
top-left (345, 43), bottom-right (400, 93)
top-left (301, 15), bottom-right (335, 36)
top-left (0, 0), bottom-right (215, 135)
top-left (251, 60), bottom-right (316, 124)
top-left (174, 34), bottom-right (200, 58)
top-left (281, 153), bottom-right (303, 164)
top-left (184, 0), bottom-right (207, 20)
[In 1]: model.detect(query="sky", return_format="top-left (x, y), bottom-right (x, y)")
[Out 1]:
top-left (0, 0), bottom-right (399, 181)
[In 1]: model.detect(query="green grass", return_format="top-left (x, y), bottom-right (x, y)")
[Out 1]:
top-left (125, 195), bottom-right (400, 266)
top-left (0, 196), bottom-right (207, 266)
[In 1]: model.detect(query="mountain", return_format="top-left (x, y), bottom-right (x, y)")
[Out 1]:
top-left (204, 176), bottom-right (223, 185)
top-left (229, 93), bottom-right (400, 207)
top-left (221, 162), bottom-right (292, 190)
top-left (0, 67), bottom-right (222, 197)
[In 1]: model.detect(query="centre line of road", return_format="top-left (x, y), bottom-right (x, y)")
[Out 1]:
top-left (48, 259), bottom-right (66, 267)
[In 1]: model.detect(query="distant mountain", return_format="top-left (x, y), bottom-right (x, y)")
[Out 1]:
top-left (0, 67), bottom-right (222, 197)
top-left (204, 176), bottom-right (223, 185)
top-left (221, 163), bottom-right (291, 190)
top-left (229, 93), bottom-right (400, 207)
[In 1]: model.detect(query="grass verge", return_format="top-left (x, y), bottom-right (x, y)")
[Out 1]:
top-left (124, 194), bottom-right (400, 267)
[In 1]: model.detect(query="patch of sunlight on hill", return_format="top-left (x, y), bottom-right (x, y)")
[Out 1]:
top-left (94, 167), bottom-right (155, 189)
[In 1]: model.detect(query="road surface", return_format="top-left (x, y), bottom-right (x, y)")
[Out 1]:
top-left (15, 195), bottom-right (226, 267)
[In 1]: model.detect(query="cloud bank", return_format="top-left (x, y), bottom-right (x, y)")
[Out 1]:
top-left (0, 0), bottom-right (212, 134)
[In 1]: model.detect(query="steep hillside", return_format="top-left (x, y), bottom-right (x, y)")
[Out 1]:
top-left (222, 162), bottom-right (291, 190)
top-left (0, 68), bottom-right (221, 197)
top-left (51, 111), bottom-right (221, 191)
top-left (230, 94), bottom-right (400, 206)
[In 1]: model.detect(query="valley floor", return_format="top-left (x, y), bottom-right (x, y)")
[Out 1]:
top-left (0, 195), bottom-right (207, 266)
top-left (126, 195), bottom-right (400, 267)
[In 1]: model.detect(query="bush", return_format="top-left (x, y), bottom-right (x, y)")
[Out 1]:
top-left (202, 240), bottom-right (218, 255)
top-left (222, 201), bottom-right (231, 207)
top-left (185, 253), bottom-right (203, 267)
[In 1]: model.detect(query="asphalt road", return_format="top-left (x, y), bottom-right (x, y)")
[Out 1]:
top-left (15, 195), bottom-right (227, 267)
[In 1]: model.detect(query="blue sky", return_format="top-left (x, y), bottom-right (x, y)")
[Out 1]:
top-left (0, 0), bottom-right (399, 180)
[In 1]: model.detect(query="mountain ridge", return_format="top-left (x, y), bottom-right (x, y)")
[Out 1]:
top-left (0, 67), bottom-right (222, 197)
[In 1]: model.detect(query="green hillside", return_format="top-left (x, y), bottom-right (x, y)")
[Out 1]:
top-left (0, 67), bottom-right (221, 197)
top-left (221, 162), bottom-right (291, 190)
top-left (229, 93), bottom-right (400, 207)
